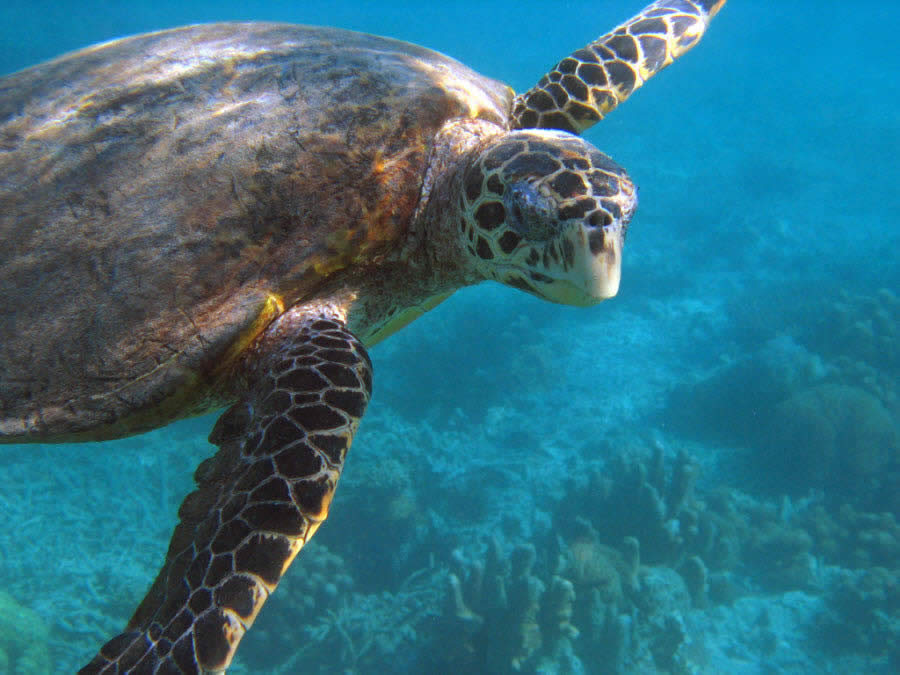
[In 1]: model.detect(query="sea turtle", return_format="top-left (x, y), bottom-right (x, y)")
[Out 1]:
top-left (0, 0), bottom-right (725, 671)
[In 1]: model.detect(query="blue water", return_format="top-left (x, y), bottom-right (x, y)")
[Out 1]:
top-left (1, 1), bottom-right (898, 672)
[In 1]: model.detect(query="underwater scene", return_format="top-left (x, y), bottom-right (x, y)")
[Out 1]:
top-left (0, 0), bottom-right (897, 672)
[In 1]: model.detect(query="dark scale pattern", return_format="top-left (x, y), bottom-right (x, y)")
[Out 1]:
top-left (557, 57), bottom-right (578, 74)
top-left (463, 165), bottom-right (484, 202)
top-left (639, 35), bottom-right (669, 71)
top-left (632, 17), bottom-right (669, 34)
top-left (498, 230), bottom-right (522, 255)
top-left (561, 74), bottom-right (588, 101)
top-left (510, 0), bottom-right (725, 133)
top-left (486, 174), bottom-right (505, 196)
top-left (606, 35), bottom-right (639, 62)
top-left (476, 236), bottom-right (494, 260)
top-left (474, 201), bottom-right (506, 230)
top-left (550, 171), bottom-right (588, 198)
top-left (482, 140), bottom-right (526, 170)
top-left (81, 307), bottom-right (372, 674)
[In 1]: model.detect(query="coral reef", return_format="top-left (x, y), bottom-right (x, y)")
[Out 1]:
top-left (802, 288), bottom-right (900, 393)
top-left (556, 444), bottom-right (712, 568)
top-left (430, 444), bottom-right (900, 672)
top-left (237, 541), bottom-right (353, 668)
top-left (661, 335), bottom-right (827, 446)
top-left (818, 566), bottom-right (900, 670)
top-left (239, 539), bottom-right (445, 673)
top-left (794, 503), bottom-right (900, 573)
top-left (661, 320), bottom-right (900, 502)
top-left (770, 383), bottom-right (899, 488)
top-left (7, 422), bottom-right (899, 673)
top-left (440, 537), bottom-right (582, 673)
top-left (428, 447), bottom-right (723, 673)
top-left (326, 451), bottom-right (428, 589)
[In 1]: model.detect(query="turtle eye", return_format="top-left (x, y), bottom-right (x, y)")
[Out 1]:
top-left (503, 181), bottom-right (555, 241)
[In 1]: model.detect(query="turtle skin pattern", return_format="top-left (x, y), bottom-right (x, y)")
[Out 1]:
top-left (511, 0), bottom-right (726, 133)
top-left (81, 309), bottom-right (372, 673)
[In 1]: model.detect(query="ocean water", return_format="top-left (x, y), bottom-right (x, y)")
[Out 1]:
top-left (0, 0), bottom-right (898, 673)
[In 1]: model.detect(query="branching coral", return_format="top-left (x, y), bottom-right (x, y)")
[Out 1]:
top-left (555, 445), bottom-right (705, 567)
top-left (441, 536), bottom-right (583, 673)
top-left (438, 510), bottom-right (706, 675)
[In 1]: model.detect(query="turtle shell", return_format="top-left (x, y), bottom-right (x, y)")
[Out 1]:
top-left (0, 23), bottom-right (512, 440)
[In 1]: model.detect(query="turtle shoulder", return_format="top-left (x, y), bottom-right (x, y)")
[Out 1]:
top-left (0, 23), bottom-right (513, 441)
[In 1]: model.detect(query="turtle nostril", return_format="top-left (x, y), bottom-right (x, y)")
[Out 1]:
top-left (588, 211), bottom-right (612, 228)
top-left (588, 228), bottom-right (606, 255)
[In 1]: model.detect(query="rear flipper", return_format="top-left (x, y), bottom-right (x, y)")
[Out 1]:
top-left (81, 306), bottom-right (372, 673)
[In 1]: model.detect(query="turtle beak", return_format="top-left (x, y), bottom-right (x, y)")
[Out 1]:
top-left (582, 223), bottom-right (622, 301)
top-left (583, 233), bottom-right (622, 302)
top-left (533, 224), bottom-right (623, 307)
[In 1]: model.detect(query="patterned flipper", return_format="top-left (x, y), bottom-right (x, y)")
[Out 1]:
top-left (81, 307), bottom-right (372, 673)
top-left (511, 0), bottom-right (726, 133)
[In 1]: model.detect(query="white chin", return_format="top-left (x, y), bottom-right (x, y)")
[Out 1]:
top-left (540, 278), bottom-right (618, 307)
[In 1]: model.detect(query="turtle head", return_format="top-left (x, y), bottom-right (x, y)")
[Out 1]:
top-left (459, 130), bottom-right (636, 306)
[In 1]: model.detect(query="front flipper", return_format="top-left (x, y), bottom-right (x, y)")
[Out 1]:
top-left (511, 0), bottom-right (726, 133)
top-left (81, 307), bottom-right (372, 673)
